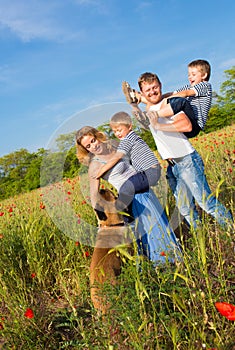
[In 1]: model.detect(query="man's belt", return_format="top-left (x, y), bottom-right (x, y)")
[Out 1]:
top-left (166, 156), bottom-right (185, 166)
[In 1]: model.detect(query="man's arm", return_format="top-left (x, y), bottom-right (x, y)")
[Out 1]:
top-left (147, 111), bottom-right (192, 133)
top-left (95, 152), bottom-right (124, 179)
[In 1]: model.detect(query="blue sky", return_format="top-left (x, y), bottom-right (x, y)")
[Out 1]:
top-left (0, 0), bottom-right (235, 157)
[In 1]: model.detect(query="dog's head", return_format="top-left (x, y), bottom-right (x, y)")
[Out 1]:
top-left (94, 189), bottom-right (124, 227)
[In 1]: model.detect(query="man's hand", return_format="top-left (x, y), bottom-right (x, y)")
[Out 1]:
top-left (146, 111), bottom-right (192, 133)
top-left (146, 110), bottom-right (159, 128)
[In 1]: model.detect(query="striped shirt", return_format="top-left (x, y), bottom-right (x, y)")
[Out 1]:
top-left (117, 131), bottom-right (159, 171)
top-left (176, 81), bottom-right (212, 129)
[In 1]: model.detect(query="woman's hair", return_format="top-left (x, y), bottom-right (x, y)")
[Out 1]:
top-left (75, 126), bottom-right (108, 165)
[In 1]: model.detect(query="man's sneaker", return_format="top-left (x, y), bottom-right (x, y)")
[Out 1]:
top-left (122, 81), bottom-right (141, 104)
top-left (132, 105), bottom-right (150, 130)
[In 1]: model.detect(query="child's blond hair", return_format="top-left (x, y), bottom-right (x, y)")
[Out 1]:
top-left (110, 111), bottom-right (132, 126)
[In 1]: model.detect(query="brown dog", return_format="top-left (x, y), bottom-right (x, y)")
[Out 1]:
top-left (90, 189), bottom-right (132, 314)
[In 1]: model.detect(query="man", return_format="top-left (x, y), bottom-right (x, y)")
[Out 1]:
top-left (124, 72), bottom-right (234, 230)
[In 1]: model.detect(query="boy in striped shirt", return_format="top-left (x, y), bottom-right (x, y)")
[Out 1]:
top-left (96, 111), bottom-right (161, 210)
top-left (123, 59), bottom-right (212, 138)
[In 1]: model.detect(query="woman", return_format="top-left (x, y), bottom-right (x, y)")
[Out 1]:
top-left (76, 126), bottom-right (181, 265)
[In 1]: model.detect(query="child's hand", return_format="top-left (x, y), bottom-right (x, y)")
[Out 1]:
top-left (95, 167), bottom-right (107, 179)
top-left (95, 170), bottom-right (102, 179)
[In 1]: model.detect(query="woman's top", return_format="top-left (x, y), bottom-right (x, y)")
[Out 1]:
top-left (92, 156), bottom-right (136, 192)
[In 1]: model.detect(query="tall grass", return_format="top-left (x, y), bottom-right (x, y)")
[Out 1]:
top-left (0, 125), bottom-right (234, 349)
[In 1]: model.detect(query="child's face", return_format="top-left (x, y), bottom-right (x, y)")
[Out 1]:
top-left (188, 66), bottom-right (207, 86)
top-left (111, 123), bottom-right (132, 140)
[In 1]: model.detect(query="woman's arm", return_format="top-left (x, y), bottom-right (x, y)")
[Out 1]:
top-left (88, 162), bottom-right (102, 208)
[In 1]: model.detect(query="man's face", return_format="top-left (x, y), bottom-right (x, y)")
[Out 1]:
top-left (140, 80), bottom-right (162, 105)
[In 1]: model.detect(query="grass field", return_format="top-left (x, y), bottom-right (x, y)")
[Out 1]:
top-left (0, 125), bottom-right (234, 349)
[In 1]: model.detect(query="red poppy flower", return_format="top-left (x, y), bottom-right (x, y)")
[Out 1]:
top-left (40, 202), bottom-right (45, 209)
top-left (24, 308), bottom-right (34, 319)
top-left (160, 251), bottom-right (166, 256)
top-left (0, 212), bottom-right (4, 216)
top-left (84, 251), bottom-right (90, 257)
top-left (31, 273), bottom-right (36, 278)
top-left (215, 302), bottom-right (235, 321)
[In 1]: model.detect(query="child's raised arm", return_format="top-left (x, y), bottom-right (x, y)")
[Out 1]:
top-left (95, 151), bottom-right (124, 179)
top-left (172, 89), bottom-right (196, 98)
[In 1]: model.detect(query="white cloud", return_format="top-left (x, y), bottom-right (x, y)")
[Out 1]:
top-left (219, 58), bottom-right (235, 69)
top-left (0, 0), bottom-right (85, 42)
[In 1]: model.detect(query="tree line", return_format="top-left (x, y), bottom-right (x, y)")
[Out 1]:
top-left (0, 67), bottom-right (234, 200)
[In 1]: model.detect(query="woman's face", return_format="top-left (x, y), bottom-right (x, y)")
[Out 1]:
top-left (80, 134), bottom-right (104, 155)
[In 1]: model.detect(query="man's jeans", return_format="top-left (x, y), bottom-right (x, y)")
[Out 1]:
top-left (166, 150), bottom-right (234, 229)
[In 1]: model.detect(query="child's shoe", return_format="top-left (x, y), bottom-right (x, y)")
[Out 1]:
top-left (122, 81), bottom-right (141, 104)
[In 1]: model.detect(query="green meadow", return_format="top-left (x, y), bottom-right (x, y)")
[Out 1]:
top-left (0, 125), bottom-right (234, 349)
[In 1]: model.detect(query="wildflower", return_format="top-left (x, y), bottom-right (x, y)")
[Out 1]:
top-left (40, 202), bottom-right (45, 209)
top-left (67, 191), bottom-right (72, 195)
top-left (31, 273), bottom-right (36, 278)
top-left (75, 241), bottom-right (80, 246)
top-left (24, 308), bottom-right (34, 319)
top-left (8, 207), bottom-right (13, 213)
top-left (84, 251), bottom-right (90, 257)
top-left (160, 251), bottom-right (166, 256)
top-left (0, 212), bottom-right (4, 216)
top-left (0, 323), bottom-right (3, 330)
top-left (0, 234), bottom-right (3, 239)
top-left (215, 302), bottom-right (235, 321)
